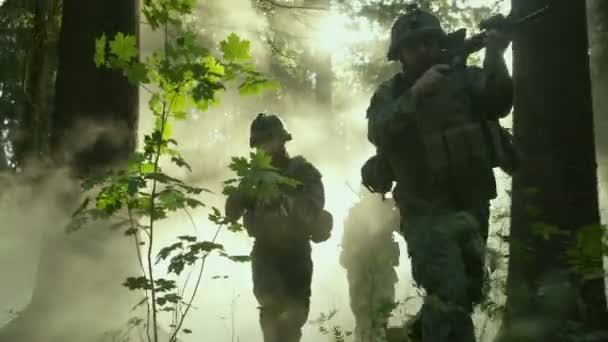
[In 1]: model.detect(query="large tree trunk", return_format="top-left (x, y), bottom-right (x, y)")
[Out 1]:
top-left (499, 1), bottom-right (608, 341)
top-left (587, 0), bottom-right (608, 309)
top-left (587, 1), bottom-right (608, 224)
top-left (0, 1), bottom-right (142, 341)
top-left (50, 0), bottom-right (138, 173)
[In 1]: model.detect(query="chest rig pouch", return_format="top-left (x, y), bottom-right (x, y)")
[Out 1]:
top-left (414, 71), bottom-right (493, 188)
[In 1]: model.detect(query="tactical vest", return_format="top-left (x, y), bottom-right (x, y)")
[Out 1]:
top-left (415, 70), bottom-right (493, 185)
top-left (374, 69), bottom-right (497, 206)
top-left (243, 156), bottom-right (332, 247)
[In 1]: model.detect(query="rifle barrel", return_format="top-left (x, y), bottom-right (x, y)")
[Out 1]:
top-left (513, 5), bottom-right (550, 26)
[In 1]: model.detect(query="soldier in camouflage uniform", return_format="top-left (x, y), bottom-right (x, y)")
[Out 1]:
top-left (339, 188), bottom-right (401, 342)
top-left (225, 113), bottom-right (333, 342)
top-left (362, 6), bottom-right (513, 342)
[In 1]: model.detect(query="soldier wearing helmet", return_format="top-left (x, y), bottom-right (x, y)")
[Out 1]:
top-left (362, 4), bottom-right (513, 342)
top-left (339, 187), bottom-right (401, 342)
top-left (225, 113), bottom-right (332, 342)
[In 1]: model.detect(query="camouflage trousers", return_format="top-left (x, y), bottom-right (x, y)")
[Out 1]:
top-left (251, 243), bottom-right (313, 342)
top-left (346, 266), bottom-right (397, 342)
top-left (399, 203), bottom-right (490, 342)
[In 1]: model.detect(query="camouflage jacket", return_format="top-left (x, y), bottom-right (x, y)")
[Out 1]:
top-left (225, 155), bottom-right (327, 250)
top-left (365, 60), bottom-right (513, 209)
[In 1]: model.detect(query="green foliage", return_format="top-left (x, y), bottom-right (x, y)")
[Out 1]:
top-left (67, 1), bottom-right (283, 341)
top-left (109, 32), bottom-right (138, 63)
top-left (142, 0), bottom-right (197, 30)
top-left (220, 33), bottom-right (252, 62)
top-left (94, 34), bottom-right (107, 67)
top-left (223, 149), bottom-right (301, 204)
top-left (0, 0), bottom-right (59, 169)
top-left (526, 219), bottom-right (607, 281)
top-left (309, 310), bottom-right (353, 342)
top-left (558, 321), bottom-right (608, 342)
top-left (566, 224), bottom-right (607, 281)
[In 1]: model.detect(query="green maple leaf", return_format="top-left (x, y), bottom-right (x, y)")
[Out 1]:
top-left (228, 156), bottom-right (250, 175)
top-left (202, 56), bottom-right (225, 79)
top-left (94, 34), bottom-right (107, 67)
top-left (125, 62), bottom-right (149, 84)
top-left (250, 149), bottom-right (274, 170)
top-left (110, 33), bottom-right (138, 63)
top-left (219, 33), bottom-right (251, 62)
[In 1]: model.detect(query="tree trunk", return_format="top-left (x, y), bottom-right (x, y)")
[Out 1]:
top-left (499, 0), bottom-right (608, 341)
top-left (50, 0), bottom-right (138, 174)
top-left (587, 0), bottom-right (608, 311)
top-left (587, 1), bottom-right (608, 223)
top-left (0, 0), bottom-right (142, 341)
top-left (15, 0), bottom-right (59, 168)
top-left (314, 52), bottom-right (332, 108)
top-left (0, 0), bottom-right (33, 170)
top-left (303, 0), bottom-right (332, 109)
top-left (15, 0), bottom-right (47, 166)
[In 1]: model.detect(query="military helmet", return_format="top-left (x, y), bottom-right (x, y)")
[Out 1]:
top-left (387, 4), bottom-right (446, 61)
top-left (249, 112), bottom-right (293, 148)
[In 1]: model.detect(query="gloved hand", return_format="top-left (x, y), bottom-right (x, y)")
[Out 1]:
top-left (484, 29), bottom-right (511, 55)
top-left (410, 64), bottom-right (450, 98)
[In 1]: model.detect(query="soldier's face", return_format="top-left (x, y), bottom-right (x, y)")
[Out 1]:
top-left (399, 39), bottom-right (442, 73)
top-left (257, 137), bottom-right (284, 155)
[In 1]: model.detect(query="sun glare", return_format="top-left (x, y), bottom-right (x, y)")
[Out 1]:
top-left (310, 11), bottom-right (382, 58)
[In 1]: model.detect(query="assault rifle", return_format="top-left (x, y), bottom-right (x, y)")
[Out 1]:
top-left (441, 5), bottom-right (551, 69)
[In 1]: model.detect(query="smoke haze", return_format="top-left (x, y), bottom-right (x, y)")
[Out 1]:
top-left (0, 1), bottom-right (516, 342)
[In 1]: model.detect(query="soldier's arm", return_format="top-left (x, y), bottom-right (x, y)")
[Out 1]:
top-left (289, 162), bottom-right (325, 225)
top-left (481, 49), bottom-right (513, 119)
top-left (224, 191), bottom-right (250, 223)
top-left (366, 81), bottom-right (417, 147)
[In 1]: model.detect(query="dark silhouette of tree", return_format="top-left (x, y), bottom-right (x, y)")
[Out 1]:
top-left (499, 1), bottom-right (608, 341)
top-left (0, 0), bottom-right (142, 341)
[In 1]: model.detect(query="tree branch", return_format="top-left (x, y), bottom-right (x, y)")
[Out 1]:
top-left (257, 0), bottom-right (328, 11)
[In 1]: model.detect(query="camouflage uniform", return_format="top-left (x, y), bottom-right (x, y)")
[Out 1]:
top-left (339, 190), bottom-right (401, 342)
top-left (225, 113), bottom-right (332, 342)
top-left (362, 7), bottom-right (513, 342)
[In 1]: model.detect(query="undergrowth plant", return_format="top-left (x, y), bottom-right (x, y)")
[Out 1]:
top-left (66, 1), bottom-right (286, 341)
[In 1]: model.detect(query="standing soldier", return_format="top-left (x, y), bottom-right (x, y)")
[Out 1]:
top-left (225, 113), bottom-right (333, 342)
top-left (339, 188), bottom-right (401, 342)
top-left (362, 4), bottom-right (513, 342)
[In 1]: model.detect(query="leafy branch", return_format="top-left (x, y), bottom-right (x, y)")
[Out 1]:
top-left (67, 1), bottom-right (279, 342)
